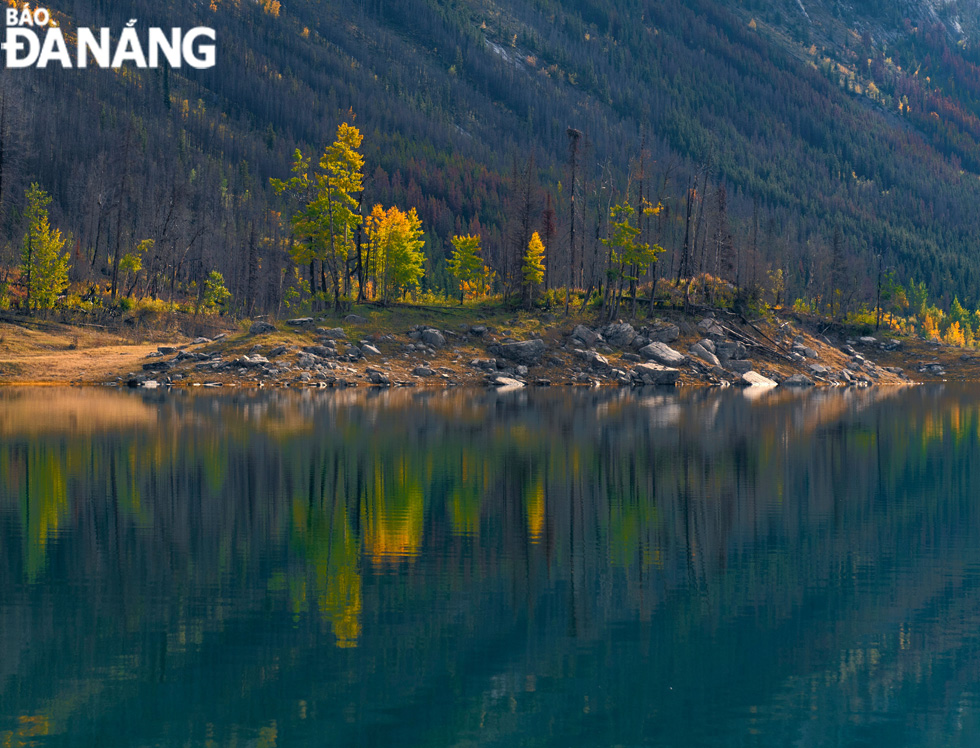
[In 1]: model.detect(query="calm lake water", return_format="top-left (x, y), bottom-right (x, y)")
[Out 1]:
top-left (2, 384), bottom-right (980, 746)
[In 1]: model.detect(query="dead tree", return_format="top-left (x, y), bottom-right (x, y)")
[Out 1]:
top-left (565, 127), bottom-right (581, 316)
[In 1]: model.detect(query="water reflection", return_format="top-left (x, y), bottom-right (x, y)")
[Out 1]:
top-left (0, 384), bottom-right (979, 746)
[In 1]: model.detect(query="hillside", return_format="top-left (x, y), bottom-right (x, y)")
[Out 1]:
top-left (2, 0), bottom-right (980, 314)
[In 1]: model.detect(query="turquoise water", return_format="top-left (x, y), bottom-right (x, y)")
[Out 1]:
top-left (1, 385), bottom-right (980, 746)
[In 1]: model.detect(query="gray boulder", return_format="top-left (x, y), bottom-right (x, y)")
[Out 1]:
top-left (649, 324), bottom-right (680, 343)
top-left (492, 376), bottom-right (526, 388)
top-left (638, 341), bottom-right (687, 366)
top-left (631, 363), bottom-right (680, 385)
top-left (739, 371), bottom-right (777, 387)
top-left (413, 366), bottom-right (436, 377)
top-left (727, 360), bottom-right (753, 375)
top-left (285, 317), bottom-right (316, 327)
top-left (249, 321), bottom-right (276, 335)
top-left (234, 355), bottom-right (270, 368)
top-left (500, 339), bottom-right (547, 366)
top-left (360, 344), bottom-right (382, 357)
top-left (586, 352), bottom-right (610, 370)
top-left (421, 328), bottom-right (446, 347)
top-left (689, 342), bottom-right (720, 367)
top-left (782, 373), bottom-right (815, 387)
top-left (319, 327), bottom-right (347, 340)
top-left (142, 360), bottom-right (174, 371)
top-left (303, 345), bottom-right (335, 358)
top-left (602, 322), bottom-right (637, 348)
top-left (697, 318), bottom-right (726, 339)
top-left (574, 349), bottom-right (609, 369)
top-left (571, 324), bottom-right (602, 347)
top-left (697, 338), bottom-right (717, 355)
top-left (715, 341), bottom-right (747, 364)
top-left (344, 314), bottom-right (369, 324)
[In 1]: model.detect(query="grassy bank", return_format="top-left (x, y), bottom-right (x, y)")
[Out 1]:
top-left (0, 300), bottom-right (975, 387)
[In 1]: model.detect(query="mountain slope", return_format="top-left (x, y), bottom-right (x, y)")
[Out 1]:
top-left (3, 0), bottom-right (980, 312)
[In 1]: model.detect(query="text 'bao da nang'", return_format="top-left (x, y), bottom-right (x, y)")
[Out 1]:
top-left (1, 8), bottom-right (215, 69)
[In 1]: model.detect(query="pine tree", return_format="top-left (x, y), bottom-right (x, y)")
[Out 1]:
top-left (602, 202), bottom-right (662, 320)
top-left (522, 232), bottom-right (545, 309)
top-left (201, 270), bottom-right (231, 313)
top-left (448, 234), bottom-right (493, 303)
top-left (20, 184), bottom-right (69, 313)
top-left (271, 122), bottom-right (363, 312)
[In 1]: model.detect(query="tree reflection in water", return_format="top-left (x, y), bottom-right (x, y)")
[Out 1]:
top-left (0, 385), bottom-right (978, 746)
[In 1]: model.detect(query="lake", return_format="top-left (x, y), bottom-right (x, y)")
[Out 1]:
top-left (1, 384), bottom-right (980, 746)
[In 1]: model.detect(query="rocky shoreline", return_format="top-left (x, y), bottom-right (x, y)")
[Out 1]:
top-left (120, 311), bottom-right (918, 390)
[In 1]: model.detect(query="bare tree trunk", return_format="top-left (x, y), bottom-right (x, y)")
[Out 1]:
top-left (565, 128), bottom-right (581, 316)
top-left (355, 193), bottom-right (365, 302)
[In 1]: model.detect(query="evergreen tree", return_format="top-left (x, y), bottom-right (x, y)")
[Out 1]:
top-left (602, 202), bottom-right (662, 320)
top-left (448, 234), bottom-right (493, 304)
top-left (201, 270), bottom-right (231, 313)
top-left (271, 122), bottom-right (363, 312)
top-left (20, 184), bottom-right (69, 313)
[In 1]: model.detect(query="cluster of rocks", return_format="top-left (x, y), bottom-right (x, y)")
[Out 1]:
top-left (130, 321), bottom-right (392, 388)
top-left (123, 313), bottom-right (911, 390)
top-left (557, 317), bottom-right (785, 388)
top-left (917, 361), bottom-right (946, 376)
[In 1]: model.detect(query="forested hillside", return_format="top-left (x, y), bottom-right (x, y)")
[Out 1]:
top-left (3, 0), bottom-right (980, 316)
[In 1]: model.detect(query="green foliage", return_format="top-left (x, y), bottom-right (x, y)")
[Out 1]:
top-left (118, 243), bottom-right (149, 300)
top-left (793, 297), bottom-right (816, 314)
top-left (119, 253), bottom-right (142, 277)
top-left (602, 202), bottom-right (662, 280)
top-left (448, 234), bottom-right (494, 302)
top-left (20, 184), bottom-right (70, 312)
top-left (907, 279), bottom-right (928, 316)
top-left (766, 268), bottom-right (785, 307)
top-left (540, 287), bottom-right (567, 309)
top-left (202, 271), bottom-right (232, 312)
top-left (271, 122), bottom-right (364, 308)
top-left (601, 201), bottom-right (664, 317)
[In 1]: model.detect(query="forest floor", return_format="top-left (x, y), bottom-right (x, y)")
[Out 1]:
top-left (0, 303), bottom-right (976, 388)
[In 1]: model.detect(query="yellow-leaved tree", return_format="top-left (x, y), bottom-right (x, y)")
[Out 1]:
top-left (364, 205), bottom-right (426, 304)
top-left (521, 231), bottom-right (545, 309)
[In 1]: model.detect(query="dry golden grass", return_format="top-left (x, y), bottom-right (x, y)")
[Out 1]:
top-left (0, 319), bottom-right (164, 384)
